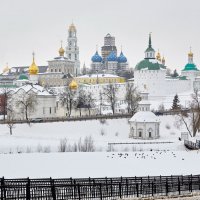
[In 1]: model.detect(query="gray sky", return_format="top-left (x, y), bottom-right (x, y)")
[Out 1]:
top-left (0, 0), bottom-right (200, 73)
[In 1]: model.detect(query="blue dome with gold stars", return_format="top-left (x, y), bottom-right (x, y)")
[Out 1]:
top-left (107, 51), bottom-right (118, 62)
top-left (118, 52), bottom-right (127, 63)
top-left (91, 51), bottom-right (102, 62)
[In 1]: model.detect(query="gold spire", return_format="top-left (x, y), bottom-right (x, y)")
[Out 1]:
top-left (188, 46), bottom-right (193, 57)
top-left (68, 23), bottom-right (76, 32)
top-left (29, 52), bottom-right (39, 75)
top-left (59, 40), bottom-right (65, 56)
top-left (162, 55), bottom-right (165, 65)
top-left (3, 62), bottom-right (10, 73)
top-left (156, 50), bottom-right (161, 61)
top-left (69, 79), bottom-right (78, 90)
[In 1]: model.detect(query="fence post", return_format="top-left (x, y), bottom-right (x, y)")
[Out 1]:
top-left (50, 177), bottom-right (56, 200)
top-left (151, 181), bottom-right (154, 196)
top-left (166, 178), bottom-right (168, 196)
top-left (78, 184), bottom-right (81, 200)
top-left (99, 183), bottom-right (102, 200)
top-left (119, 182), bottom-right (122, 199)
top-left (190, 174), bottom-right (193, 192)
top-left (136, 183), bottom-right (139, 197)
top-left (26, 177), bottom-right (30, 200)
top-left (126, 178), bottom-right (129, 197)
top-left (1, 177), bottom-right (5, 200)
top-left (110, 178), bottom-right (113, 197)
top-left (178, 177), bottom-right (181, 195)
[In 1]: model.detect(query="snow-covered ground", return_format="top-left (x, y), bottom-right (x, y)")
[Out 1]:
top-left (0, 115), bottom-right (200, 178)
top-left (0, 151), bottom-right (200, 178)
top-left (0, 116), bottom-right (186, 153)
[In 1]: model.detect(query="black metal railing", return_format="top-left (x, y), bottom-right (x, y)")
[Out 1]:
top-left (1, 175), bottom-right (200, 199)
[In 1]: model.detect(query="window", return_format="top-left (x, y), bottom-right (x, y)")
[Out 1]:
top-left (50, 107), bottom-right (51, 114)
top-left (138, 129), bottom-right (143, 137)
top-left (43, 107), bottom-right (45, 114)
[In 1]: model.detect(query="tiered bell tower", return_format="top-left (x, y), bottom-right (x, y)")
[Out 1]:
top-left (66, 23), bottom-right (80, 76)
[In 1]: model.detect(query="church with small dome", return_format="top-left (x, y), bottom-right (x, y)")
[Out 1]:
top-left (90, 34), bottom-right (129, 74)
top-left (129, 91), bottom-right (160, 140)
top-left (134, 33), bottom-right (197, 99)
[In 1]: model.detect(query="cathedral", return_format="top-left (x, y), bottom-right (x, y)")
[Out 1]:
top-left (90, 34), bottom-right (129, 74)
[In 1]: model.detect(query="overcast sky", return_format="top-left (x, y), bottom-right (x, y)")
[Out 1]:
top-left (0, 0), bottom-right (200, 73)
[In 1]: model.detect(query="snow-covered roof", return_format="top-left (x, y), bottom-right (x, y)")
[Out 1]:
top-left (129, 111), bottom-right (159, 123)
top-left (13, 84), bottom-right (53, 96)
top-left (77, 74), bottom-right (121, 78)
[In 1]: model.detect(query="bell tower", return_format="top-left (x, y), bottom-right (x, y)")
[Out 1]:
top-left (66, 23), bottom-right (80, 76)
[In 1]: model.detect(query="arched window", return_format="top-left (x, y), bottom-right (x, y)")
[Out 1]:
top-left (148, 128), bottom-right (153, 138)
top-left (138, 129), bottom-right (143, 137)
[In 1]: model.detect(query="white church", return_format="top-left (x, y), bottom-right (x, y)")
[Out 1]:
top-left (134, 34), bottom-right (200, 100)
top-left (129, 91), bottom-right (160, 140)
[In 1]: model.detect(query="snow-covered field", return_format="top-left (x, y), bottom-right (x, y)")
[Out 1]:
top-left (0, 115), bottom-right (199, 178)
top-left (0, 151), bottom-right (200, 178)
top-left (0, 116), bottom-right (185, 153)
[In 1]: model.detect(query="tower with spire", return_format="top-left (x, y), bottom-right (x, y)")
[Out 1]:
top-left (145, 33), bottom-right (155, 59)
top-left (66, 23), bottom-right (80, 76)
top-left (29, 52), bottom-right (39, 84)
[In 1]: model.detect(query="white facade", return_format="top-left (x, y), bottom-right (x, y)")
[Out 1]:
top-left (129, 92), bottom-right (160, 139)
top-left (9, 84), bottom-right (57, 120)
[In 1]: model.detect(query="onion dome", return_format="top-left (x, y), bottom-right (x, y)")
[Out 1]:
top-left (59, 41), bottom-right (65, 56)
top-left (107, 51), bottom-right (118, 62)
top-left (69, 79), bottom-right (78, 90)
top-left (118, 52), bottom-right (127, 63)
top-left (29, 53), bottom-right (39, 75)
top-left (162, 56), bottom-right (165, 65)
top-left (156, 51), bottom-right (161, 61)
top-left (18, 74), bottom-right (28, 80)
top-left (91, 51), bottom-right (102, 62)
top-left (183, 48), bottom-right (199, 71)
top-left (183, 63), bottom-right (198, 71)
top-left (68, 23), bottom-right (76, 32)
top-left (2, 63), bottom-right (10, 73)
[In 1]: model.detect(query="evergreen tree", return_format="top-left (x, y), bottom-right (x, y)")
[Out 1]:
top-left (172, 69), bottom-right (179, 77)
top-left (172, 94), bottom-right (180, 110)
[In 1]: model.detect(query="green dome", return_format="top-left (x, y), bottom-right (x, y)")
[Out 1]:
top-left (183, 63), bottom-right (198, 71)
top-left (19, 74), bottom-right (28, 80)
top-left (135, 59), bottom-right (166, 70)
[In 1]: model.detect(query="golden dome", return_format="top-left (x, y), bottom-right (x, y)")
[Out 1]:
top-left (69, 79), bottom-right (78, 90)
top-left (29, 53), bottom-right (39, 75)
top-left (188, 47), bottom-right (193, 57)
top-left (68, 23), bottom-right (76, 32)
top-left (156, 50), bottom-right (161, 61)
top-left (3, 63), bottom-right (10, 73)
top-left (59, 41), bottom-right (65, 56)
top-left (188, 51), bottom-right (193, 57)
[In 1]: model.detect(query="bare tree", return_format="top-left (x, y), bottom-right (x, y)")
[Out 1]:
top-left (0, 87), bottom-right (11, 121)
top-left (85, 92), bottom-right (95, 116)
top-left (75, 89), bottom-right (87, 117)
top-left (15, 92), bottom-right (37, 121)
top-left (177, 89), bottom-right (200, 137)
top-left (125, 83), bottom-right (141, 115)
top-left (102, 83), bottom-right (118, 114)
top-left (6, 107), bottom-right (15, 135)
top-left (60, 87), bottom-right (76, 117)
